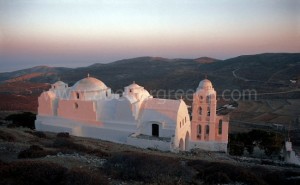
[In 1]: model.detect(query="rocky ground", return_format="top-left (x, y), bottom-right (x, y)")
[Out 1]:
top-left (1, 126), bottom-right (300, 185)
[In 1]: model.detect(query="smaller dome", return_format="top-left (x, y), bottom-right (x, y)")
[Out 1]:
top-left (53, 81), bottom-right (67, 86)
top-left (52, 81), bottom-right (68, 90)
top-left (127, 81), bottom-right (142, 89)
top-left (72, 77), bottom-right (107, 92)
top-left (198, 79), bottom-right (213, 90)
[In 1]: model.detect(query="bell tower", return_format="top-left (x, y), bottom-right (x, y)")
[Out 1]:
top-left (191, 78), bottom-right (217, 141)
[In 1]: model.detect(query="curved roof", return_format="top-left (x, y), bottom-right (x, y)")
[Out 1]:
top-left (198, 79), bottom-right (213, 90)
top-left (53, 81), bottom-right (67, 86)
top-left (127, 83), bottom-right (142, 89)
top-left (72, 77), bottom-right (107, 91)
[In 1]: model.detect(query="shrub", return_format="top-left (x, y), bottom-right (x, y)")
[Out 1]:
top-left (103, 152), bottom-right (187, 184)
top-left (251, 166), bottom-right (300, 185)
top-left (52, 138), bottom-right (89, 153)
top-left (0, 130), bottom-right (16, 142)
top-left (18, 145), bottom-right (56, 159)
top-left (5, 112), bottom-right (36, 129)
top-left (0, 161), bottom-right (67, 185)
top-left (64, 168), bottom-right (108, 185)
top-left (57, 132), bottom-right (70, 138)
top-left (51, 138), bottom-right (110, 157)
top-left (189, 160), bottom-right (267, 185)
top-left (229, 130), bottom-right (284, 157)
top-left (25, 131), bottom-right (47, 138)
top-left (0, 161), bottom-right (108, 185)
top-left (88, 149), bottom-right (110, 158)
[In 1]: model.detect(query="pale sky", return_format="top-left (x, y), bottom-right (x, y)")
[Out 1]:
top-left (0, 0), bottom-right (299, 72)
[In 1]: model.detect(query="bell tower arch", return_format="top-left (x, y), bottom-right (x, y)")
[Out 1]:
top-left (191, 78), bottom-right (217, 141)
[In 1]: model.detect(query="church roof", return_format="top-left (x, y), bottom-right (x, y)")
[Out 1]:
top-left (126, 81), bottom-right (142, 89)
top-left (72, 77), bottom-right (107, 92)
top-left (139, 98), bottom-right (184, 127)
top-left (53, 81), bottom-right (66, 85)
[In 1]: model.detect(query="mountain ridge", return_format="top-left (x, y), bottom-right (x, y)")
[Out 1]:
top-left (0, 53), bottom-right (299, 94)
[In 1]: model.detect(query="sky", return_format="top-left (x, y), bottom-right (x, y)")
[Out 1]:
top-left (0, 0), bottom-right (299, 72)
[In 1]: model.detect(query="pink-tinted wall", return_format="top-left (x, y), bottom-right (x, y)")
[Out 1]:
top-left (57, 100), bottom-right (98, 125)
top-left (38, 93), bottom-right (54, 116)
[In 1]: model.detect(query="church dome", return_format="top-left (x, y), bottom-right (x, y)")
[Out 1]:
top-left (52, 81), bottom-right (68, 90)
top-left (198, 79), bottom-right (213, 90)
top-left (127, 81), bottom-right (142, 89)
top-left (72, 77), bottom-right (107, 92)
top-left (54, 81), bottom-right (66, 86)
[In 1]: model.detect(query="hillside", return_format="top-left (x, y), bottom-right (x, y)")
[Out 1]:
top-left (1, 125), bottom-right (300, 185)
top-left (0, 53), bottom-right (299, 93)
top-left (0, 53), bottom-right (299, 124)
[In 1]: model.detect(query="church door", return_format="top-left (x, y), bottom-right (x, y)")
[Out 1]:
top-left (152, 124), bottom-right (159, 137)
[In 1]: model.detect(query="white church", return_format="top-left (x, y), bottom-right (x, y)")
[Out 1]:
top-left (35, 75), bottom-right (229, 152)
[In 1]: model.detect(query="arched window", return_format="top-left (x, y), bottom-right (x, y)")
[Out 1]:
top-left (206, 96), bottom-right (210, 103)
top-left (197, 125), bottom-right (202, 139)
top-left (53, 85), bottom-right (56, 89)
top-left (76, 92), bottom-right (80, 99)
top-left (205, 125), bottom-right (209, 135)
top-left (74, 102), bottom-right (79, 109)
top-left (199, 107), bottom-right (202, 115)
top-left (199, 95), bottom-right (203, 100)
top-left (207, 107), bottom-right (210, 116)
top-left (218, 119), bottom-right (223, 135)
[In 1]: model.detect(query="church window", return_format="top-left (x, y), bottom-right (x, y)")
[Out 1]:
top-left (199, 107), bottom-right (202, 115)
top-left (199, 95), bottom-right (203, 100)
top-left (74, 102), bottom-right (79, 109)
top-left (205, 125), bottom-right (209, 135)
top-left (76, 92), bottom-right (80, 99)
top-left (207, 107), bottom-right (210, 116)
top-left (130, 89), bottom-right (132, 93)
top-left (218, 119), bottom-right (223, 135)
top-left (206, 96), bottom-right (210, 103)
top-left (197, 125), bottom-right (202, 139)
top-left (53, 85), bottom-right (56, 89)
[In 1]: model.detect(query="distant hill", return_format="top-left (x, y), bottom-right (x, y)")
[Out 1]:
top-left (193, 57), bottom-right (220, 64)
top-left (0, 53), bottom-right (299, 95)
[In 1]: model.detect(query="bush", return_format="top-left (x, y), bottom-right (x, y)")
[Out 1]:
top-left (25, 131), bottom-right (46, 138)
top-left (0, 161), bottom-right (67, 185)
top-left (5, 112), bottom-right (36, 129)
top-left (0, 160), bottom-right (108, 185)
top-left (189, 160), bottom-right (267, 185)
top-left (18, 145), bottom-right (56, 159)
top-left (64, 168), bottom-right (108, 185)
top-left (0, 130), bottom-right (16, 142)
top-left (52, 138), bottom-right (89, 153)
top-left (57, 132), bottom-right (70, 138)
top-left (251, 166), bottom-right (300, 185)
top-left (103, 152), bottom-right (188, 184)
top-left (51, 137), bottom-right (110, 157)
top-left (229, 130), bottom-right (284, 157)
top-left (88, 149), bottom-right (110, 158)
